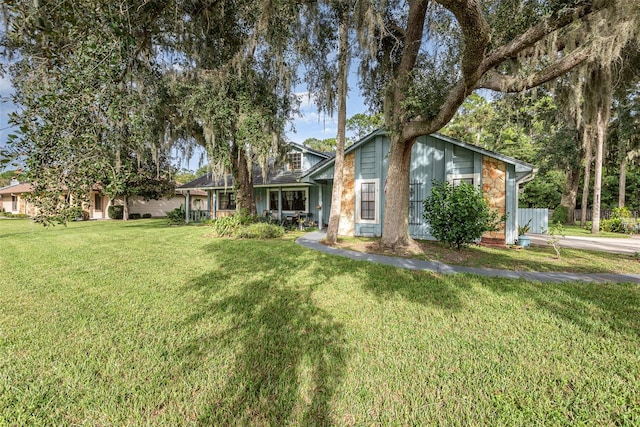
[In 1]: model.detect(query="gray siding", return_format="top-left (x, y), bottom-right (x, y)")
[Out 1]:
top-left (312, 132), bottom-right (530, 242)
top-left (505, 164), bottom-right (517, 244)
top-left (354, 135), bottom-right (387, 237)
top-left (302, 152), bottom-right (325, 171)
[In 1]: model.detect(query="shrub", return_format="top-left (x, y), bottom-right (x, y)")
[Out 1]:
top-left (129, 213), bottom-right (142, 220)
top-left (611, 207), bottom-right (631, 220)
top-left (551, 205), bottom-right (569, 225)
top-left (234, 222), bottom-right (284, 239)
top-left (108, 205), bottom-right (124, 220)
top-left (600, 218), bottom-right (626, 233)
top-left (209, 214), bottom-right (246, 237)
top-left (209, 212), bottom-right (284, 238)
top-left (423, 181), bottom-right (504, 250)
top-left (142, 213), bottom-right (152, 219)
top-left (166, 206), bottom-right (185, 224)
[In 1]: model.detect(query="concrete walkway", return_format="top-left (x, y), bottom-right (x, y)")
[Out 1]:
top-left (528, 233), bottom-right (640, 255)
top-left (295, 231), bottom-right (640, 284)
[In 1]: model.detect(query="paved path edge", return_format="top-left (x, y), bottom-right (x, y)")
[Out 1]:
top-left (295, 231), bottom-right (640, 284)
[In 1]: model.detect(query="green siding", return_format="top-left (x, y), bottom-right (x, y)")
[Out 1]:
top-left (360, 142), bottom-right (377, 178)
top-left (505, 163), bottom-right (517, 244)
top-left (313, 132), bottom-right (528, 241)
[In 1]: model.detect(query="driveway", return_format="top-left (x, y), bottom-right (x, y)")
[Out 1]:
top-left (528, 233), bottom-right (640, 255)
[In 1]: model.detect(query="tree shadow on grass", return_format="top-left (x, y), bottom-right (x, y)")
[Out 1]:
top-left (178, 240), bottom-right (348, 426)
top-left (352, 262), bottom-right (467, 311)
top-left (483, 279), bottom-right (640, 339)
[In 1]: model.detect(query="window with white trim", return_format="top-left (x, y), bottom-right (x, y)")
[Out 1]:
top-left (288, 152), bottom-right (302, 171)
top-left (268, 188), bottom-right (308, 211)
top-left (447, 173), bottom-right (480, 187)
top-left (355, 179), bottom-right (379, 224)
top-left (12, 195), bottom-right (18, 211)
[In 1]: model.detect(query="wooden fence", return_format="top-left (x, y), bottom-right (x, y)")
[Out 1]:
top-left (573, 209), bottom-right (640, 222)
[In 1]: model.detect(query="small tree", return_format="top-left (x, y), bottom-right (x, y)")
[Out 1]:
top-left (423, 181), bottom-right (503, 250)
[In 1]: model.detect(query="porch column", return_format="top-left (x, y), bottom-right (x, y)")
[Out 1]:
top-left (212, 191), bottom-right (217, 219)
top-left (185, 191), bottom-right (191, 224)
top-left (278, 187), bottom-right (282, 220)
top-left (318, 185), bottom-right (323, 230)
top-left (207, 190), bottom-right (212, 219)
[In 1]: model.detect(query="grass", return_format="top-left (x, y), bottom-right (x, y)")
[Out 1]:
top-left (557, 224), bottom-right (633, 238)
top-left (334, 236), bottom-right (640, 274)
top-left (1, 219), bottom-right (639, 425)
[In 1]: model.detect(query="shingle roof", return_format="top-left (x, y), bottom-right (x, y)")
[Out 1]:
top-left (0, 183), bottom-right (33, 195)
top-left (178, 166), bottom-right (306, 190)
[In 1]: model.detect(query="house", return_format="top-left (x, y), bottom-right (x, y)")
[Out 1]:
top-left (0, 179), bottom-right (113, 219)
top-left (176, 131), bottom-right (537, 244)
top-left (178, 143), bottom-right (332, 225)
top-left (0, 178), bottom-right (205, 220)
top-left (124, 189), bottom-right (207, 219)
top-left (0, 179), bottom-right (35, 216)
top-left (304, 130), bottom-right (535, 245)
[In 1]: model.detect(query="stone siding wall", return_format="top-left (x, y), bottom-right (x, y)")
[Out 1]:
top-left (338, 152), bottom-right (355, 236)
top-left (482, 157), bottom-right (506, 243)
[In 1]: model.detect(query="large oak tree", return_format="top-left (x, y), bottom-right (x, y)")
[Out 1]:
top-left (354, 0), bottom-right (634, 249)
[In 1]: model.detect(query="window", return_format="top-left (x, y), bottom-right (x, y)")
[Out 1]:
top-left (361, 183), bottom-right (375, 220)
top-left (218, 192), bottom-right (236, 210)
top-left (288, 152), bottom-right (302, 171)
top-left (94, 194), bottom-right (103, 211)
top-left (268, 188), bottom-right (308, 212)
top-left (355, 179), bottom-right (379, 224)
top-left (447, 173), bottom-right (480, 187)
top-left (409, 181), bottom-right (424, 225)
top-left (12, 195), bottom-right (18, 211)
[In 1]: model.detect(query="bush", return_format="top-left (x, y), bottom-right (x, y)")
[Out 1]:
top-left (129, 213), bottom-right (141, 220)
top-left (209, 212), bottom-right (284, 238)
top-left (209, 213), bottom-right (253, 237)
top-left (108, 205), bottom-right (124, 220)
top-left (600, 218), bottom-right (626, 233)
top-left (423, 181), bottom-right (504, 250)
top-left (551, 205), bottom-right (569, 225)
top-left (142, 213), bottom-right (152, 219)
top-left (234, 222), bottom-right (284, 239)
top-left (166, 206), bottom-right (185, 224)
top-left (611, 207), bottom-right (631, 220)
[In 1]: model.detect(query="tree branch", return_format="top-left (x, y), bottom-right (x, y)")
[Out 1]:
top-left (481, 0), bottom-right (610, 72)
top-left (436, 0), bottom-right (490, 82)
top-left (478, 46), bottom-right (591, 92)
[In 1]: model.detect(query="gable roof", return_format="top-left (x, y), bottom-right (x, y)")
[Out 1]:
top-left (0, 182), bottom-right (33, 195)
top-left (286, 141), bottom-right (332, 159)
top-left (178, 142), bottom-right (332, 190)
top-left (305, 129), bottom-right (535, 181)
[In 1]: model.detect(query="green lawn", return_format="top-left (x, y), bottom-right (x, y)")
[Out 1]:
top-left (557, 224), bottom-right (634, 238)
top-left (1, 219), bottom-right (639, 425)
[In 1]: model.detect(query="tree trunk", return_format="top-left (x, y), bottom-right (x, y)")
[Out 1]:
top-left (580, 126), bottom-right (592, 227)
top-left (619, 153), bottom-right (627, 208)
top-left (560, 167), bottom-right (581, 225)
top-left (326, 13), bottom-right (350, 245)
top-left (591, 110), bottom-right (605, 234)
top-left (380, 137), bottom-right (414, 250)
top-left (590, 64), bottom-right (612, 234)
top-left (122, 195), bottom-right (129, 221)
top-left (232, 144), bottom-right (256, 215)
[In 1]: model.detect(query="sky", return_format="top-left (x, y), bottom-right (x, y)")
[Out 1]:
top-left (0, 71), bottom-right (369, 173)
top-left (0, 74), bottom-right (15, 156)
